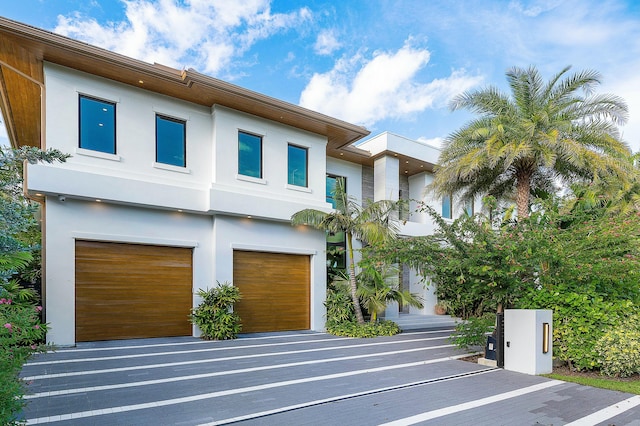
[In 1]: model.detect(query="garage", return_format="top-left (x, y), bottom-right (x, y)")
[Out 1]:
top-left (233, 250), bottom-right (310, 333)
top-left (75, 240), bottom-right (193, 342)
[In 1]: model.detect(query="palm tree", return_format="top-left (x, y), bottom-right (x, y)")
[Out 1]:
top-left (353, 264), bottom-right (423, 323)
top-left (291, 178), bottom-right (401, 324)
top-left (431, 65), bottom-right (632, 219)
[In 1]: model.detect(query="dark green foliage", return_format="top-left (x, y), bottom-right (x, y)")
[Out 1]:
top-left (519, 285), bottom-right (636, 371)
top-left (326, 320), bottom-right (401, 338)
top-left (1, 282), bottom-right (48, 426)
top-left (1, 146), bottom-right (66, 424)
top-left (324, 277), bottom-right (356, 327)
top-left (450, 314), bottom-right (495, 351)
top-left (366, 199), bottom-right (640, 370)
top-left (191, 282), bottom-right (242, 340)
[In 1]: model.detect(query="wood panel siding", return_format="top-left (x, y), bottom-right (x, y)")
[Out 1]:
top-left (233, 251), bottom-right (310, 333)
top-left (75, 240), bottom-right (193, 342)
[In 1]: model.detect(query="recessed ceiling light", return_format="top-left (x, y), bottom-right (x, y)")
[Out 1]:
top-left (178, 209), bottom-right (183, 212)
top-left (35, 193), bottom-right (43, 196)
top-left (247, 215), bottom-right (252, 219)
top-left (404, 170), bottom-right (408, 173)
top-left (138, 80), bottom-right (144, 84)
top-left (96, 199), bottom-right (102, 202)
top-left (406, 161), bottom-right (409, 164)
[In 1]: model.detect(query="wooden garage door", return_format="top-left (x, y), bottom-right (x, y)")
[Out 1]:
top-left (75, 241), bottom-right (193, 342)
top-left (233, 251), bottom-right (310, 333)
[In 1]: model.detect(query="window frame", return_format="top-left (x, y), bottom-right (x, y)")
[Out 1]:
top-left (238, 130), bottom-right (263, 179)
top-left (155, 114), bottom-right (187, 168)
top-left (287, 144), bottom-right (308, 187)
top-left (326, 174), bottom-right (346, 208)
top-left (78, 94), bottom-right (116, 154)
top-left (442, 194), bottom-right (453, 219)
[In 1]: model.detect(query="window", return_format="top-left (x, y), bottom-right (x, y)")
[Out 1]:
top-left (327, 231), bottom-right (347, 270)
top-left (442, 195), bottom-right (452, 219)
top-left (326, 175), bottom-right (346, 208)
top-left (238, 131), bottom-right (262, 178)
top-left (465, 199), bottom-right (474, 216)
top-left (287, 144), bottom-right (308, 187)
top-left (79, 95), bottom-right (116, 154)
top-left (156, 115), bottom-right (186, 167)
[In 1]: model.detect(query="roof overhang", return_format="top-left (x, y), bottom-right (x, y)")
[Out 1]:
top-left (0, 17), bottom-right (370, 151)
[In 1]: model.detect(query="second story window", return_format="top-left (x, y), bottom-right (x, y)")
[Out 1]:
top-left (238, 131), bottom-right (262, 178)
top-left (287, 144), bottom-right (308, 187)
top-left (326, 175), bottom-right (346, 208)
top-left (79, 95), bottom-right (116, 154)
top-left (442, 194), bottom-right (452, 219)
top-left (156, 115), bottom-right (186, 167)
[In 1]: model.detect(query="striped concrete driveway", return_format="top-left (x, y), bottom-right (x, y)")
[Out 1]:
top-left (20, 328), bottom-right (640, 425)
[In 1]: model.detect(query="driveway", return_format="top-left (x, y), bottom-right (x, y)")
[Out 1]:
top-left (20, 328), bottom-right (640, 425)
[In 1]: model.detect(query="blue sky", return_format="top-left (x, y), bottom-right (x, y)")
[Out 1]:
top-left (2, 0), bottom-right (640, 151)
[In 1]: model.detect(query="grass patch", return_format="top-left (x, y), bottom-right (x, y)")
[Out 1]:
top-left (543, 373), bottom-right (640, 395)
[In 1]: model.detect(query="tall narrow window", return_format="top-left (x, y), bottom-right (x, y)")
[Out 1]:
top-left (156, 115), bottom-right (186, 167)
top-left (465, 199), bottom-right (474, 216)
top-left (288, 144), bottom-right (308, 187)
top-left (442, 195), bottom-right (452, 219)
top-left (238, 131), bottom-right (262, 178)
top-left (326, 175), bottom-right (346, 208)
top-left (79, 95), bottom-right (116, 154)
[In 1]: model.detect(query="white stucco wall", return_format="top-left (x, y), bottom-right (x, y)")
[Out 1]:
top-left (44, 63), bottom-right (213, 191)
top-left (44, 198), bottom-right (214, 346)
top-left (210, 106), bottom-right (330, 220)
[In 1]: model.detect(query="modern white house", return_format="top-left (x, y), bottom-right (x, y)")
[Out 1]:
top-left (0, 17), bottom-right (473, 346)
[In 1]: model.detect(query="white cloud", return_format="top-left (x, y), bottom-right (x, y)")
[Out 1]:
top-left (54, 0), bottom-right (312, 77)
top-left (299, 39), bottom-right (483, 126)
top-left (314, 29), bottom-right (341, 55)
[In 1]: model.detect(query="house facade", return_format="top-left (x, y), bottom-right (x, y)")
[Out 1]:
top-left (0, 18), bottom-right (473, 346)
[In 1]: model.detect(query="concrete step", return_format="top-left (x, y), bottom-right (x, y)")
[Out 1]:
top-left (389, 314), bottom-right (460, 330)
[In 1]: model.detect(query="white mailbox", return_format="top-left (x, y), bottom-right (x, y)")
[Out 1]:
top-left (504, 309), bottom-right (553, 375)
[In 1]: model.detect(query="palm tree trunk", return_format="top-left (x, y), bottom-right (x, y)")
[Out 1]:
top-left (346, 232), bottom-right (365, 324)
top-left (516, 172), bottom-right (531, 219)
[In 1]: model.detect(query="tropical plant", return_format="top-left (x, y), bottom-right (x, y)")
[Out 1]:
top-left (0, 282), bottom-right (47, 426)
top-left (324, 275), bottom-right (356, 327)
top-left (431, 65), bottom-right (632, 219)
top-left (291, 178), bottom-right (403, 324)
top-left (191, 282), bottom-right (242, 340)
top-left (350, 264), bottom-right (423, 323)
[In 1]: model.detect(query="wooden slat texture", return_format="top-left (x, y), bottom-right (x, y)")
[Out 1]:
top-left (75, 241), bottom-right (192, 342)
top-left (233, 251), bottom-right (310, 333)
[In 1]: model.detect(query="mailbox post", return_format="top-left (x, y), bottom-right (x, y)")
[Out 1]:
top-left (504, 309), bottom-right (553, 375)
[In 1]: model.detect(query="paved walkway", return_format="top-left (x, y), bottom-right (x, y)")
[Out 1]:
top-left (20, 328), bottom-right (640, 425)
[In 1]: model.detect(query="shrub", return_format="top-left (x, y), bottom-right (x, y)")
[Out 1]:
top-left (0, 285), bottom-right (48, 425)
top-left (518, 286), bottom-right (635, 371)
top-left (450, 314), bottom-right (495, 350)
top-left (324, 279), bottom-right (356, 327)
top-left (326, 320), bottom-right (401, 337)
top-left (595, 317), bottom-right (640, 377)
top-left (191, 282), bottom-right (242, 340)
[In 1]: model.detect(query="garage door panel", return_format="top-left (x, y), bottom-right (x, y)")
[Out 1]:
top-left (75, 240), bottom-right (193, 342)
top-left (234, 251), bottom-right (310, 333)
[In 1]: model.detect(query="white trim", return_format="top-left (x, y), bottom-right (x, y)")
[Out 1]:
top-left (285, 184), bottom-right (312, 193)
top-left (75, 148), bottom-right (121, 162)
top-left (72, 232), bottom-right (199, 248)
top-left (152, 106), bottom-right (190, 122)
top-left (231, 243), bottom-right (316, 255)
top-left (76, 89), bottom-right (120, 104)
top-left (235, 174), bottom-right (267, 185)
top-left (153, 162), bottom-right (191, 174)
